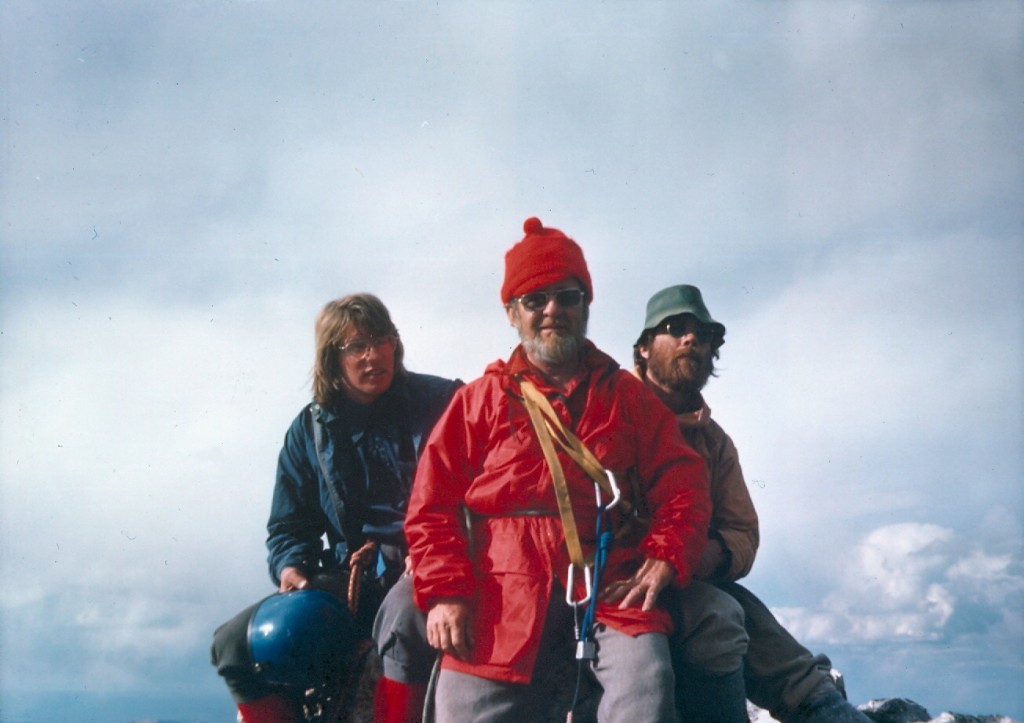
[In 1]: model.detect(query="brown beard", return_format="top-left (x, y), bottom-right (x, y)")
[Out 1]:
top-left (648, 348), bottom-right (712, 394)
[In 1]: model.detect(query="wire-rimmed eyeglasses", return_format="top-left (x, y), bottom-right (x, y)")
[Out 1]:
top-left (338, 334), bottom-right (397, 359)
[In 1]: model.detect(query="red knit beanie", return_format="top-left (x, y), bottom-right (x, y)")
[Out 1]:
top-left (500, 217), bottom-right (593, 304)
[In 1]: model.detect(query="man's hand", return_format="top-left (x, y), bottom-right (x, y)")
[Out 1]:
top-left (599, 558), bottom-right (676, 611)
top-left (426, 598), bottom-right (474, 660)
top-left (278, 566), bottom-right (310, 593)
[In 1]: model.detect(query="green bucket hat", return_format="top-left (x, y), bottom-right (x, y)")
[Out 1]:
top-left (635, 284), bottom-right (726, 348)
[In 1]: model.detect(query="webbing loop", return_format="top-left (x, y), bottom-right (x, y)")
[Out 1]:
top-left (519, 379), bottom-right (627, 610)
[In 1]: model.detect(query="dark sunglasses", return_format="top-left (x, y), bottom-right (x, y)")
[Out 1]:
top-left (514, 288), bottom-right (586, 312)
top-left (659, 317), bottom-right (715, 345)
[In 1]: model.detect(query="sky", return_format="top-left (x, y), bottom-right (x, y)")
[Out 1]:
top-left (1, 1), bottom-right (1022, 721)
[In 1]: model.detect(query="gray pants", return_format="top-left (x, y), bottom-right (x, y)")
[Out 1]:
top-left (718, 581), bottom-right (835, 717)
top-left (433, 605), bottom-right (675, 723)
top-left (668, 580), bottom-right (749, 675)
top-left (210, 598), bottom-right (282, 703)
top-left (374, 575), bottom-right (756, 720)
top-left (372, 575), bottom-right (435, 684)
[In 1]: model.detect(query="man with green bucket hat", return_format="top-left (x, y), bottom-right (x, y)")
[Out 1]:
top-left (634, 284), bottom-right (872, 723)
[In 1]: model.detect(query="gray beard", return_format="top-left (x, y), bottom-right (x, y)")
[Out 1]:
top-left (511, 305), bottom-right (588, 367)
top-left (522, 332), bottom-right (584, 366)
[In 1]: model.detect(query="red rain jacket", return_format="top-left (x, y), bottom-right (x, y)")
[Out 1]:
top-left (406, 342), bottom-right (710, 683)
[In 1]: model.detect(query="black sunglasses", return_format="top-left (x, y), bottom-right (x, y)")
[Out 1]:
top-left (659, 317), bottom-right (715, 345)
top-left (514, 288), bottom-right (586, 312)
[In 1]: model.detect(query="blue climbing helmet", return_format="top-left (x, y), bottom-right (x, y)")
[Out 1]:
top-left (247, 589), bottom-right (354, 687)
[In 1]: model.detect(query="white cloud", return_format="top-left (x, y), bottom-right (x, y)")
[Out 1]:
top-left (855, 524), bottom-right (955, 607)
top-left (948, 550), bottom-right (1017, 590)
top-left (713, 228), bottom-right (1023, 589)
top-left (772, 522), bottom-right (1024, 649)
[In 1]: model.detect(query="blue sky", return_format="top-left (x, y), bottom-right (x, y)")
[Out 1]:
top-left (1, 2), bottom-right (1021, 721)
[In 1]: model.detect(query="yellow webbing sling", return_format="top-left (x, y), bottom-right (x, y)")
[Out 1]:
top-left (519, 379), bottom-right (622, 603)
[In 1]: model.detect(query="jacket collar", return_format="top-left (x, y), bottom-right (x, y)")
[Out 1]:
top-left (674, 396), bottom-right (712, 430)
top-left (629, 365), bottom-right (711, 429)
top-left (499, 340), bottom-right (618, 396)
top-left (314, 374), bottom-right (410, 426)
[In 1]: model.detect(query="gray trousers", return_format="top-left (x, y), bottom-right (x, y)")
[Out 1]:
top-left (433, 602), bottom-right (675, 723)
top-left (374, 576), bottom-right (675, 722)
top-left (211, 598), bottom-right (281, 703)
top-left (668, 580), bottom-right (749, 675)
top-left (372, 575), bottom-right (435, 683)
top-left (717, 581), bottom-right (835, 717)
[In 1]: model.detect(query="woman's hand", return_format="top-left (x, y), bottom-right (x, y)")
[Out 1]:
top-left (278, 566), bottom-right (310, 592)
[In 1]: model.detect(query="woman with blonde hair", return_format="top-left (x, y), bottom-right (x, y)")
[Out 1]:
top-left (211, 293), bottom-right (460, 723)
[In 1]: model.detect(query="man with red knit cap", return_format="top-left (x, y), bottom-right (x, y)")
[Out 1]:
top-left (395, 217), bottom-right (712, 721)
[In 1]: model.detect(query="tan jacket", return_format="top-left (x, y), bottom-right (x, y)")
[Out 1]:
top-left (675, 398), bottom-right (759, 581)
